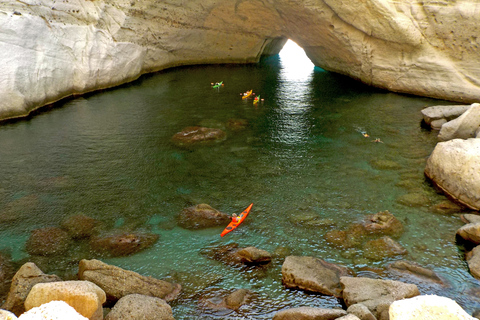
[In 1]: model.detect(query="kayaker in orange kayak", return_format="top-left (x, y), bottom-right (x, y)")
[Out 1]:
top-left (231, 213), bottom-right (239, 223)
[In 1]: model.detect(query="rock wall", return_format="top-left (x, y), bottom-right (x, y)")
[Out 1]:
top-left (1, 0), bottom-right (480, 120)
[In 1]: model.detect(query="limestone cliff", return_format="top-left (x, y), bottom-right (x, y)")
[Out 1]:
top-left (1, 0), bottom-right (479, 120)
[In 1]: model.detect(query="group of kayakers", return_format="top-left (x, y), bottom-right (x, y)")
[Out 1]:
top-left (211, 81), bottom-right (264, 104)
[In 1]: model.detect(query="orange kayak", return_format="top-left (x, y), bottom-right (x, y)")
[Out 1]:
top-left (220, 203), bottom-right (253, 237)
top-left (242, 90), bottom-right (253, 99)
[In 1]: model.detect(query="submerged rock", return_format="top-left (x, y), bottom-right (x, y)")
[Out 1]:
top-left (272, 307), bottom-right (347, 320)
top-left (90, 232), bottom-right (159, 257)
top-left (363, 236), bottom-right (407, 261)
top-left (172, 126), bottom-right (226, 147)
top-left (177, 203), bottom-right (230, 230)
top-left (61, 214), bottom-right (100, 239)
top-left (363, 210), bottom-right (404, 237)
top-left (25, 227), bottom-right (72, 256)
top-left (387, 260), bottom-right (443, 284)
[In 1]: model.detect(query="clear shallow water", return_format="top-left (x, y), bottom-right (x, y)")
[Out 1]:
top-left (1, 42), bottom-right (479, 318)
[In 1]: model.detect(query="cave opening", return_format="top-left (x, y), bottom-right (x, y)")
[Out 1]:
top-left (278, 39), bottom-right (315, 80)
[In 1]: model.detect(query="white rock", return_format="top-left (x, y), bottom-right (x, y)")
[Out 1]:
top-left (18, 301), bottom-right (88, 320)
top-left (425, 138), bottom-right (480, 210)
top-left (389, 295), bottom-right (476, 320)
top-left (438, 103), bottom-right (480, 141)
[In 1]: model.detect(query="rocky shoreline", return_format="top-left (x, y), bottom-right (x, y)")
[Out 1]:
top-left (1, 201), bottom-right (480, 319)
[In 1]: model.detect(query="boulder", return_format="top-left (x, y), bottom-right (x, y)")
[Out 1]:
top-left (456, 223), bottom-right (480, 245)
top-left (78, 259), bottom-right (181, 303)
top-left (89, 232), bottom-right (159, 257)
top-left (272, 307), bottom-right (347, 320)
top-left (362, 236), bottom-right (407, 261)
top-left (281, 256), bottom-right (352, 298)
top-left (105, 294), bottom-right (174, 320)
top-left (425, 138), bottom-right (480, 211)
top-left (25, 227), bottom-right (71, 256)
top-left (341, 276), bottom-right (420, 320)
top-left (438, 103), bottom-right (480, 141)
top-left (24, 281), bottom-right (106, 320)
top-left (466, 245), bottom-right (480, 280)
top-left (18, 300), bottom-right (88, 320)
top-left (2, 262), bottom-right (62, 316)
top-left (177, 204), bottom-right (230, 230)
top-left (236, 247), bottom-right (271, 264)
top-left (389, 295), bottom-right (476, 320)
top-left (346, 303), bottom-right (376, 320)
top-left (171, 127), bottom-right (226, 147)
top-left (61, 214), bottom-right (100, 239)
top-left (421, 105), bottom-right (471, 129)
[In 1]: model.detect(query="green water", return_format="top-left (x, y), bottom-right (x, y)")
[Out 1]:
top-left (0, 48), bottom-right (479, 318)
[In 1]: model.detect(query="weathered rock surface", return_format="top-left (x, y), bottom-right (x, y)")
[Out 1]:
top-left (362, 210), bottom-right (403, 237)
top-left (387, 260), bottom-right (443, 284)
top-left (224, 289), bottom-right (251, 311)
top-left (389, 295), bottom-right (476, 320)
top-left (282, 256), bottom-right (352, 298)
top-left (236, 247), bottom-right (272, 264)
top-left (272, 307), bottom-right (347, 320)
top-left (341, 276), bottom-right (420, 320)
top-left (0, 309), bottom-right (17, 319)
top-left (177, 204), bottom-right (230, 230)
top-left (2, 262), bottom-right (62, 316)
top-left (425, 138), bottom-right (480, 211)
top-left (462, 214), bottom-right (480, 224)
top-left (421, 105), bottom-right (471, 130)
top-left (18, 300), bottom-right (88, 320)
top-left (105, 294), bottom-right (174, 320)
top-left (2, 0), bottom-right (480, 121)
top-left (24, 281), bottom-right (105, 320)
top-left (78, 259), bottom-right (181, 303)
top-left (438, 103), bottom-right (480, 141)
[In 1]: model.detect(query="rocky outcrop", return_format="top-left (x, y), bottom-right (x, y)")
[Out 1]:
top-left (389, 295), bottom-right (477, 320)
top-left (425, 138), bottom-right (480, 211)
top-left (2, 0), bottom-right (480, 121)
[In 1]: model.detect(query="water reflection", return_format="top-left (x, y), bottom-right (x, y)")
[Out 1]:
top-left (270, 40), bottom-right (315, 153)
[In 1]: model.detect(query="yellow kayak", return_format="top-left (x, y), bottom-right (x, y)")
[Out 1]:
top-left (242, 90), bottom-right (253, 99)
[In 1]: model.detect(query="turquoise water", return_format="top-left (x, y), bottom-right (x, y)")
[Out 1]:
top-left (0, 44), bottom-right (479, 318)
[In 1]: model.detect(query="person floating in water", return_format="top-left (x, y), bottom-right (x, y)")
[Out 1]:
top-left (372, 138), bottom-right (384, 143)
top-left (362, 132), bottom-right (370, 138)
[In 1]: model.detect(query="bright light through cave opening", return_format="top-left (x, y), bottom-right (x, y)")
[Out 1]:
top-left (278, 39), bottom-right (315, 79)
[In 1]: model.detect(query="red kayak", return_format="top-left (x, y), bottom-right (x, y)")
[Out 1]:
top-left (220, 203), bottom-right (253, 237)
